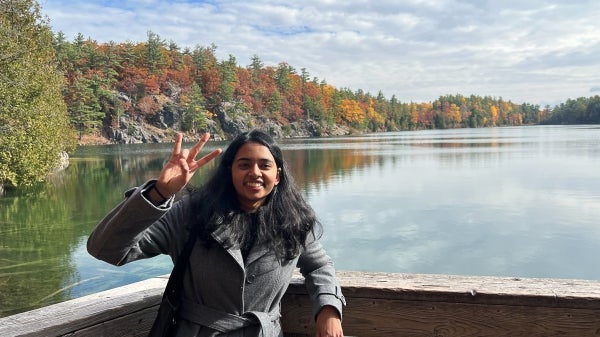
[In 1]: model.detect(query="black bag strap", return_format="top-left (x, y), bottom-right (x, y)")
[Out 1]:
top-left (148, 225), bottom-right (199, 337)
top-left (163, 224), bottom-right (199, 301)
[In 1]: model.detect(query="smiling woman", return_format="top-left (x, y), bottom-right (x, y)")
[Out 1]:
top-left (230, 142), bottom-right (281, 211)
top-left (86, 130), bottom-right (346, 336)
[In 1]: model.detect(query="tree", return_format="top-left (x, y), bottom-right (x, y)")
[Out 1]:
top-left (266, 90), bottom-right (283, 118)
top-left (339, 99), bottom-right (365, 126)
top-left (145, 31), bottom-right (166, 74)
top-left (521, 102), bottom-right (540, 124)
top-left (219, 54), bottom-right (237, 102)
top-left (585, 96), bottom-right (600, 123)
top-left (52, 31), bottom-right (72, 73)
top-left (181, 82), bottom-right (210, 133)
top-left (275, 62), bottom-right (293, 93)
top-left (137, 95), bottom-right (160, 115)
top-left (0, 0), bottom-right (75, 189)
top-left (67, 74), bottom-right (105, 139)
top-left (249, 54), bottom-right (263, 84)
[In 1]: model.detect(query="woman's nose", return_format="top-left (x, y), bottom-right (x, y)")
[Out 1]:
top-left (249, 163), bottom-right (261, 177)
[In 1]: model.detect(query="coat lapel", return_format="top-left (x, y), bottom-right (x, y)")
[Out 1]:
top-left (209, 220), bottom-right (274, 268)
top-left (210, 225), bottom-right (244, 269)
top-left (244, 245), bottom-right (271, 266)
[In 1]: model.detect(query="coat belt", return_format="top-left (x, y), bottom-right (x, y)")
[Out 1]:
top-left (179, 299), bottom-right (281, 336)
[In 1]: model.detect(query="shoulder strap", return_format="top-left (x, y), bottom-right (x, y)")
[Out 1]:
top-left (148, 226), bottom-right (200, 337)
top-left (163, 225), bottom-right (199, 297)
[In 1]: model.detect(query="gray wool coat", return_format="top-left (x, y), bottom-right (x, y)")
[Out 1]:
top-left (87, 181), bottom-right (345, 337)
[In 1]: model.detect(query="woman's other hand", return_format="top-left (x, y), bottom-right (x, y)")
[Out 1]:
top-left (315, 305), bottom-right (343, 337)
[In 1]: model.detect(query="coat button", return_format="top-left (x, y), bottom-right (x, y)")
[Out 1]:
top-left (246, 274), bottom-right (256, 284)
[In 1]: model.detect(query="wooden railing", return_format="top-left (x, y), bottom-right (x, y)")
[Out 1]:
top-left (2, 271), bottom-right (600, 336)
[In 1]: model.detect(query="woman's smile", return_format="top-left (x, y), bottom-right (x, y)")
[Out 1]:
top-left (232, 142), bottom-right (280, 211)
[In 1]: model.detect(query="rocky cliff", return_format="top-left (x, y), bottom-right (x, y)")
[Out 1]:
top-left (91, 98), bottom-right (350, 145)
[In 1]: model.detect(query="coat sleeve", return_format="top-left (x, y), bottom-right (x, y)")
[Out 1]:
top-left (297, 231), bottom-right (346, 320)
top-left (87, 180), bottom-right (189, 266)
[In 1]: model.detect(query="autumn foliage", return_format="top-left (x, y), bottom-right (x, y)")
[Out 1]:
top-left (52, 30), bottom-right (600, 139)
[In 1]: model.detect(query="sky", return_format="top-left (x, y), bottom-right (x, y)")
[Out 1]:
top-left (40, 0), bottom-right (600, 107)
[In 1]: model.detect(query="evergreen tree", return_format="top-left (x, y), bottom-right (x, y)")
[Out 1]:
top-left (52, 31), bottom-right (72, 73)
top-left (0, 0), bottom-right (75, 188)
top-left (67, 74), bottom-right (105, 139)
top-left (275, 62), bottom-right (293, 93)
top-left (219, 54), bottom-right (237, 102)
top-left (182, 82), bottom-right (209, 133)
top-left (146, 31), bottom-right (165, 74)
top-left (249, 54), bottom-right (263, 84)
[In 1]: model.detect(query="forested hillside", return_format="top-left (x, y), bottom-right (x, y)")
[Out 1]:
top-left (4, 0), bottom-right (600, 189)
top-left (0, 0), bottom-right (75, 188)
top-left (53, 30), bottom-right (600, 144)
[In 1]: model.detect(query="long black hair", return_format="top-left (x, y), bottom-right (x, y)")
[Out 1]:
top-left (189, 129), bottom-right (322, 260)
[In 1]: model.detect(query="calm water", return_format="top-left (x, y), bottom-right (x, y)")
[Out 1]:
top-left (1, 125), bottom-right (599, 317)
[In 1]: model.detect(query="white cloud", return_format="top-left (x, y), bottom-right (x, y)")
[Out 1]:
top-left (41, 0), bottom-right (600, 106)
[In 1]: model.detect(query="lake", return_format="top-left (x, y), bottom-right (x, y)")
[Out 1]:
top-left (1, 125), bottom-right (599, 317)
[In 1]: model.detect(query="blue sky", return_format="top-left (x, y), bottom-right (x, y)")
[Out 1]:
top-left (41, 0), bottom-right (600, 107)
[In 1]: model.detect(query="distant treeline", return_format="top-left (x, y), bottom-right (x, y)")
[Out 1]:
top-left (541, 96), bottom-right (600, 124)
top-left (52, 31), bottom-right (600, 138)
top-left (4, 0), bottom-right (600, 188)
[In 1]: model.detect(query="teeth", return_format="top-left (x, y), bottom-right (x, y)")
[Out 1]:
top-left (247, 182), bottom-right (262, 187)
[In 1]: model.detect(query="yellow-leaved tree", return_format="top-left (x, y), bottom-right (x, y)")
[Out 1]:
top-left (0, 0), bottom-right (75, 190)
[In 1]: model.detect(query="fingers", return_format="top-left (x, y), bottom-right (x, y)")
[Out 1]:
top-left (179, 157), bottom-right (190, 174)
top-left (189, 148), bottom-right (222, 172)
top-left (196, 147), bottom-right (222, 163)
top-left (188, 132), bottom-right (210, 160)
top-left (172, 132), bottom-right (211, 162)
top-left (174, 132), bottom-right (222, 173)
top-left (171, 133), bottom-right (183, 157)
top-left (158, 133), bottom-right (218, 196)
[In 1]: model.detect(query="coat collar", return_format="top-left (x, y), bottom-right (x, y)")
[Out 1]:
top-left (210, 225), bottom-right (243, 268)
top-left (210, 225), bottom-right (272, 268)
top-left (244, 245), bottom-right (271, 266)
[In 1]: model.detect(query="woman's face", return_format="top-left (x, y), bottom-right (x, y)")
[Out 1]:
top-left (231, 142), bottom-right (280, 212)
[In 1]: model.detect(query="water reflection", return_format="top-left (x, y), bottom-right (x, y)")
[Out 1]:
top-left (298, 126), bottom-right (600, 281)
top-left (0, 143), bottom-right (218, 317)
top-left (1, 125), bottom-right (599, 317)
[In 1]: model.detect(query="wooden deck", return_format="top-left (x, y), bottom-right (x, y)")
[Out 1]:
top-left (1, 271), bottom-right (600, 336)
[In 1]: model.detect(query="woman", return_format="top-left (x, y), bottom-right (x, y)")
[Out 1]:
top-left (87, 130), bottom-right (345, 337)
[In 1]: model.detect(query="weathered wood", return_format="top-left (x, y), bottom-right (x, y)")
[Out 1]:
top-left (67, 307), bottom-right (157, 337)
top-left (282, 292), bottom-right (600, 337)
top-left (0, 276), bottom-right (167, 337)
top-left (282, 271), bottom-right (600, 337)
top-left (304, 271), bottom-right (600, 309)
top-left (2, 271), bottom-right (600, 337)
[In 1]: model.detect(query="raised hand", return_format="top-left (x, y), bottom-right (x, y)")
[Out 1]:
top-left (155, 133), bottom-right (222, 198)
